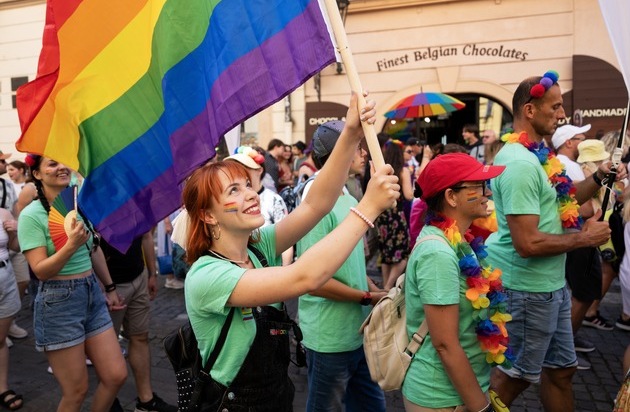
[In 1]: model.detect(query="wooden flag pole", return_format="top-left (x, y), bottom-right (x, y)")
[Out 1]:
top-left (321, 0), bottom-right (385, 169)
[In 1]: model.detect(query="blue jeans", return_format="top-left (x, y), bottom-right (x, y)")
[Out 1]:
top-left (306, 346), bottom-right (385, 412)
top-left (497, 285), bottom-right (577, 383)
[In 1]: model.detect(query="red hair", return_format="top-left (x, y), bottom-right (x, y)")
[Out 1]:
top-left (183, 161), bottom-right (251, 263)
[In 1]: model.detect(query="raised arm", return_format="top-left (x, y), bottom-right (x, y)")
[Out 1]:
top-left (228, 165), bottom-right (399, 307)
top-left (274, 92), bottom-right (376, 254)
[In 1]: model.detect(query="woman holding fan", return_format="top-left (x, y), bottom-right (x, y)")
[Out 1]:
top-left (17, 155), bottom-right (126, 412)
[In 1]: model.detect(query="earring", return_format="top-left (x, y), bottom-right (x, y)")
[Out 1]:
top-left (210, 223), bottom-right (221, 240)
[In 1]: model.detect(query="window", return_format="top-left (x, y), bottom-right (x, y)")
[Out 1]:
top-left (11, 76), bottom-right (28, 109)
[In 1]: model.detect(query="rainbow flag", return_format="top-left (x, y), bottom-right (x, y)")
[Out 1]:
top-left (17, 0), bottom-right (335, 251)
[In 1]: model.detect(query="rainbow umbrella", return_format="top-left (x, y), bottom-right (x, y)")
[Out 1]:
top-left (384, 92), bottom-right (466, 119)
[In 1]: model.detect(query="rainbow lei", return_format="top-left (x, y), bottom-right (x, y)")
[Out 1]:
top-left (428, 213), bottom-right (514, 367)
top-left (501, 132), bottom-right (582, 229)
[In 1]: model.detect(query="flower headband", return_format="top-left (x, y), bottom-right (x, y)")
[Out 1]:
top-left (529, 70), bottom-right (559, 99)
top-left (24, 153), bottom-right (40, 167)
top-left (234, 146), bottom-right (265, 165)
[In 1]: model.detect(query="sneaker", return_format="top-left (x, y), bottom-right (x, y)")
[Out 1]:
top-left (574, 336), bottom-right (595, 353)
top-left (164, 278), bottom-right (184, 290)
top-left (8, 321), bottom-right (27, 339)
top-left (616, 316), bottom-right (630, 331)
top-left (134, 392), bottom-right (177, 412)
top-left (576, 354), bottom-right (591, 370)
top-left (5, 337), bottom-right (12, 348)
top-left (582, 312), bottom-right (614, 331)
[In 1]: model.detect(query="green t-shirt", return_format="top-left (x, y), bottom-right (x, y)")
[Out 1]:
top-left (184, 225), bottom-right (281, 387)
top-left (296, 193), bottom-right (369, 352)
top-left (17, 200), bottom-right (93, 275)
top-left (485, 143), bottom-right (566, 292)
top-left (402, 226), bottom-right (490, 407)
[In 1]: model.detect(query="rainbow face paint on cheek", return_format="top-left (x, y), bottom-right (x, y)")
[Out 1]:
top-left (465, 190), bottom-right (479, 202)
top-left (223, 202), bottom-right (239, 213)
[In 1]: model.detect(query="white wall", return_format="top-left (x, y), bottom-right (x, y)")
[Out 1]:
top-left (0, 1), bottom-right (45, 158)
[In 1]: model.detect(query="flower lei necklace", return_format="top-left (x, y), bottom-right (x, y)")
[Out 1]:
top-left (428, 213), bottom-right (514, 367)
top-left (501, 131), bottom-right (582, 229)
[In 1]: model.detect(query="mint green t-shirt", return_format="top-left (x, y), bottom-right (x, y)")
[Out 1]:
top-left (296, 193), bottom-right (369, 353)
top-left (485, 143), bottom-right (566, 292)
top-left (184, 225), bottom-right (281, 387)
top-left (402, 226), bottom-right (490, 407)
top-left (17, 200), bottom-right (93, 275)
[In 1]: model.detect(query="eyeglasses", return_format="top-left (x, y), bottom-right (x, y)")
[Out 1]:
top-left (451, 181), bottom-right (488, 197)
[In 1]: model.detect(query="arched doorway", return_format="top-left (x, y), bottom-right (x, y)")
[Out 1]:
top-left (376, 81), bottom-right (514, 145)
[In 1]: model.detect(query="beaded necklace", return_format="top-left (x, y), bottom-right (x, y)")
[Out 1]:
top-left (501, 131), bottom-right (582, 229)
top-left (427, 213), bottom-right (514, 367)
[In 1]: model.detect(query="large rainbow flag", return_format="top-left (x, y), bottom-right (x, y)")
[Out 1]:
top-left (16, 0), bottom-right (335, 251)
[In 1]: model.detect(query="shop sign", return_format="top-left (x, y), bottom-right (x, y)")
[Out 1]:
top-left (375, 43), bottom-right (529, 71)
top-left (304, 101), bottom-right (348, 142)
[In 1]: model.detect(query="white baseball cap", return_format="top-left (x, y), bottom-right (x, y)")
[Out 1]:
top-left (551, 124), bottom-right (591, 149)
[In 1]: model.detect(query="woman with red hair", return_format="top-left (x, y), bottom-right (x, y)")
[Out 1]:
top-left (181, 93), bottom-right (399, 411)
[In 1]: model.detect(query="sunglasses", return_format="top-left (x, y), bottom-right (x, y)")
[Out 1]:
top-left (451, 181), bottom-right (488, 197)
top-left (405, 150), bottom-right (413, 154)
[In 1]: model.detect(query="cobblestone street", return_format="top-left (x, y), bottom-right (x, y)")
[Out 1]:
top-left (6, 275), bottom-right (628, 411)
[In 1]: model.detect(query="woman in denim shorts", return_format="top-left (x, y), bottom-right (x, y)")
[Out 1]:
top-left (0, 207), bottom-right (24, 410)
top-left (17, 155), bottom-right (127, 412)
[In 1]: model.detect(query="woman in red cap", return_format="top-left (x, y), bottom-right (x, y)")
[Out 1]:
top-left (402, 153), bottom-right (511, 412)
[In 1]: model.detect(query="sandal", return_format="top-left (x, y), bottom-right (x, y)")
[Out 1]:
top-left (0, 390), bottom-right (22, 410)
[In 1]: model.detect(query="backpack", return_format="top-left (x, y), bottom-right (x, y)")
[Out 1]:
top-left (359, 235), bottom-right (446, 391)
top-left (279, 175), bottom-right (316, 213)
top-left (163, 245), bottom-right (266, 412)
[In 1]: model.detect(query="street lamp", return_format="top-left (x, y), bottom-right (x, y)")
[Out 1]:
top-left (335, 0), bottom-right (350, 74)
top-left (315, 0), bottom-right (350, 99)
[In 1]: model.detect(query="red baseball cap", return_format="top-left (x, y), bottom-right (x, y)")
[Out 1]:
top-left (417, 153), bottom-right (505, 200)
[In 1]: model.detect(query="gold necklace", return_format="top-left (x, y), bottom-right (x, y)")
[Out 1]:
top-left (207, 249), bottom-right (250, 265)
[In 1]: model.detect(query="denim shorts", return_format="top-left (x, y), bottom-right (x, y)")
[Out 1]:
top-left (34, 273), bottom-right (113, 352)
top-left (0, 262), bottom-right (21, 319)
top-left (497, 285), bottom-right (577, 383)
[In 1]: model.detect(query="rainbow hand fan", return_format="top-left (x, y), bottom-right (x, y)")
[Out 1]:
top-left (48, 185), bottom-right (79, 252)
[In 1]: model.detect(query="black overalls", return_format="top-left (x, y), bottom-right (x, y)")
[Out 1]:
top-left (204, 305), bottom-right (295, 412)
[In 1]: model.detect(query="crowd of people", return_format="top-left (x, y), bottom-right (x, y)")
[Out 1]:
top-left (0, 73), bottom-right (628, 412)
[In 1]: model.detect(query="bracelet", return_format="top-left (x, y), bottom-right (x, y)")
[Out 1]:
top-left (350, 207), bottom-right (374, 228)
top-left (104, 283), bottom-right (117, 293)
top-left (592, 172), bottom-right (603, 186)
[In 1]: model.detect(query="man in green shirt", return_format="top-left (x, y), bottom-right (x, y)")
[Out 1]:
top-left (486, 72), bottom-right (625, 411)
top-left (297, 121), bottom-right (386, 412)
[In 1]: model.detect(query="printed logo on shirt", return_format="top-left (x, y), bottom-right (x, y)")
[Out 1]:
top-left (270, 329), bottom-right (289, 336)
top-left (241, 307), bottom-right (253, 321)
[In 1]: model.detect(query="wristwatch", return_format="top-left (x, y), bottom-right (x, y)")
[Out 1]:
top-left (360, 291), bottom-right (372, 306)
